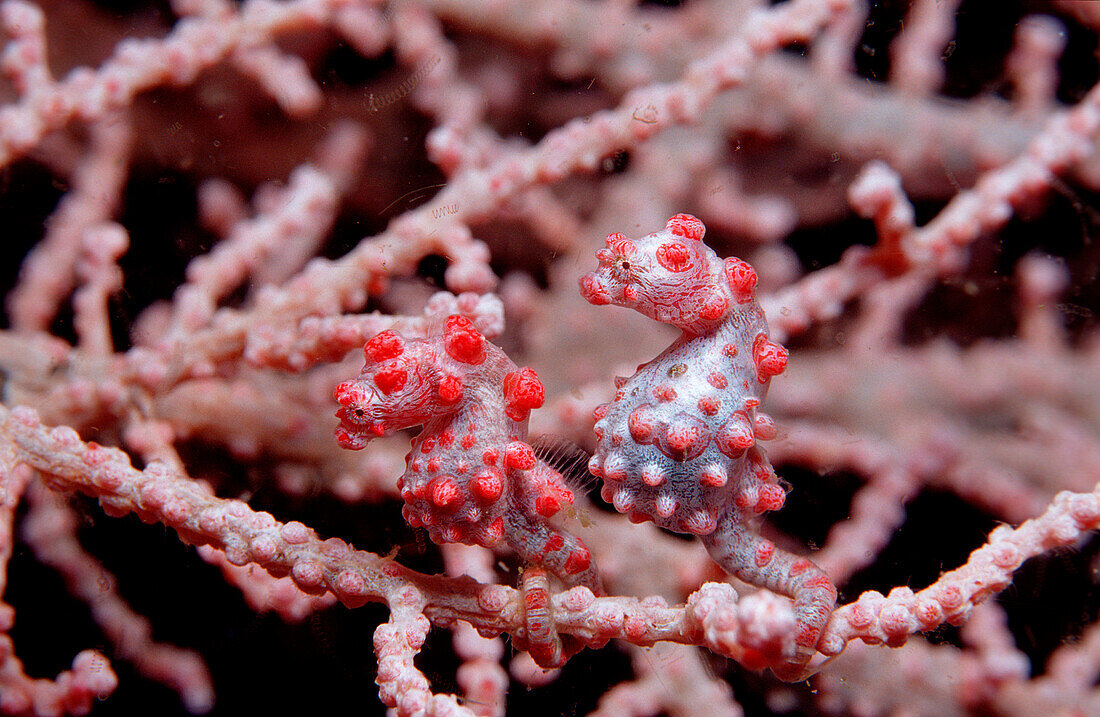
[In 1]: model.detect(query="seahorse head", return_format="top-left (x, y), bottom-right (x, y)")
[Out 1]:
top-left (334, 317), bottom-right (483, 448)
top-left (579, 214), bottom-right (732, 334)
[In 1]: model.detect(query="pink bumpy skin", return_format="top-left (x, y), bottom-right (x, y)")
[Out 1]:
top-left (334, 315), bottom-right (601, 595)
top-left (581, 214), bottom-right (836, 679)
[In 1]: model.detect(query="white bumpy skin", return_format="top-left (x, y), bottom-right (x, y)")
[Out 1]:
top-left (580, 214), bottom-right (837, 679)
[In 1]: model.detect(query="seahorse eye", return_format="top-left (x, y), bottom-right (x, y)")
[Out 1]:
top-left (613, 254), bottom-right (633, 275)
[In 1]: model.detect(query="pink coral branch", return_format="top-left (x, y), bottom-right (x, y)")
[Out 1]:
top-left (820, 483), bottom-right (1100, 655)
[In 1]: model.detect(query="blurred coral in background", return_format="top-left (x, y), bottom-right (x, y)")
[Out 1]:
top-left (2, 0), bottom-right (1100, 714)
